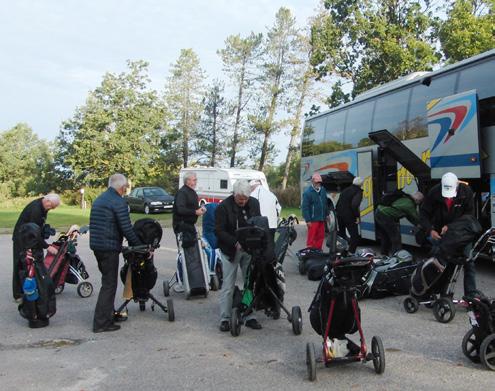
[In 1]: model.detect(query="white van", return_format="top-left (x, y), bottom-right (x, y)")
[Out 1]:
top-left (179, 167), bottom-right (269, 204)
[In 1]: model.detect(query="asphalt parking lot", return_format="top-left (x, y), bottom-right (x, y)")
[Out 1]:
top-left (1, 225), bottom-right (494, 391)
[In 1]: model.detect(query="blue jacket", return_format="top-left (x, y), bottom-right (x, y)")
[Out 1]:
top-left (301, 185), bottom-right (328, 222)
top-left (89, 187), bottom-right (141, 252)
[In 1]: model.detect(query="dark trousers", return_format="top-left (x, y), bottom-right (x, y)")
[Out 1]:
top-left (12, 242), bottom-right (23, 300)
top-left (93, 250), bottom-right (120, 330)
top-left (337, 216), bottom-right (360, 253)
top-left (375, 211), bottom-right (401, 256)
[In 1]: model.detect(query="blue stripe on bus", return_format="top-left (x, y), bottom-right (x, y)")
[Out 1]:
top-left (430, 153), bottom-right (480, 168)
top-left (360, 221), bottom-right (414, 235)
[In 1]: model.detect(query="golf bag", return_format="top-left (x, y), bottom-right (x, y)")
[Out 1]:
top-left (17, 223), bottom-right (56, 328)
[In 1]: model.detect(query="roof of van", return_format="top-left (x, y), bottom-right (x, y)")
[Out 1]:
top-left (180, 167), bottom-right (266, 176)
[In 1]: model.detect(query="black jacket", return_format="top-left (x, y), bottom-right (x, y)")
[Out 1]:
top-left (420, 182), bottom-right (474, 234)
top-left (172, 185), bottom-right (200, 233)
top-left (215, 195), bottom-right (261, 258)
top-left (12, 198), bottom-right (49, 249)
top-left (336, 184), bottom-right (363, 221)
top-left (89, 187), bottom-right (142, 252)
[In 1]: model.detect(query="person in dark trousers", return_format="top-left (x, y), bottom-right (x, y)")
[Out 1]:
top-left (12, 194), bottom-right (60, 302)
top-left (336, 177), bottom-right (364, 254)
top-left (216, 180), bottom-right (262, 332)
top-left (90, 173), bottom-right (142, 333)
top-left (375, 191), bottom-right (424, 256)
top-left (301, 173), bottom-right (329, 250)
top-left (419, 172), bottom-right (478, 297)
top-left (172, 171), bottom-right (206, 292)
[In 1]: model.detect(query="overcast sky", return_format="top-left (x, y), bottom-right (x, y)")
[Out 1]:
top-left (0, 0), bottom-right (321, 163)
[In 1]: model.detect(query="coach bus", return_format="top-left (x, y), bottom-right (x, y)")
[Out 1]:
top-left (301, 49), bottom-right (495, 246)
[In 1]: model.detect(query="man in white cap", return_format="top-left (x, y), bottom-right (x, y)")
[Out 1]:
top-left (249, 179), bottom-right (281, 236)
top-left (301, 172), bottom-right (328, 250)
top-left (419, 172), bottom-right (478, 296)
top-left (336, 177), bottom-right (364, 253)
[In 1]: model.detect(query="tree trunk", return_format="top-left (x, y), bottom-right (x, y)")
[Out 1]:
top-left (282, 68), bottom-right (310, 189)
top-left (230, 66), bottom-right (246, 167)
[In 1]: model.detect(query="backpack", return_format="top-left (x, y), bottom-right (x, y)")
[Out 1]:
top-left (379, 189), bottom-right (406, 207)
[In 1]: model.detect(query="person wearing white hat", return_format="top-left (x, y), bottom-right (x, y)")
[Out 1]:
top-left (419, 172), bottom-right (478, 296)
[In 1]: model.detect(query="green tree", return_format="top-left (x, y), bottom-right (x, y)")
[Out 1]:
top-left (0, 123), bottom-right (56, 197)
top-left (57, 60), bottom-right (171, 188)
top-left (193, 80), bottom-right (228, 166)
top-left (165, 49), bottom-right (205, 168)
top-left (257, 7), bottom-right (301, 171)
top-left (439, 0), bottom-right (495, 62)
top-left (218, 32), bottom-right (263, 167)
top-left (311, 0), bottom-right (440, 97)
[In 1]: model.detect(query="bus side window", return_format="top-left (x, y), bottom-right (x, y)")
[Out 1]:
top-left (344, 101), bottom-right (374, 147)
top-left (372, 89), bottom-right (410, 140)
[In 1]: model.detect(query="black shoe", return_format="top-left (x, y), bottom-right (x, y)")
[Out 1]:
top-left (113, 311), bottom-right (128, 322)
top-left (219, 321), bottom-right (230, 332)
top-left (245, 319), bottom-right (262, 330)
top-left (93, 324), bottom-right (121, 333)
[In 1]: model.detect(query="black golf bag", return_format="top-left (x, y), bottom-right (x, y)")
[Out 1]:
top-left (309, 257), bottom-right (372, 338)
top-left (360, 250), bottom-right (417, 298)
top-left (17, 223), bottom-right (56, 328)
top-left (274, 215), bottom-right (298, 264)
top-left (120, 219), bottom-right (162, 299)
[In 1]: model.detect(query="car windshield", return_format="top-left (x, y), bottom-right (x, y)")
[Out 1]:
top-left (143, 188), bottom-right (168, 197)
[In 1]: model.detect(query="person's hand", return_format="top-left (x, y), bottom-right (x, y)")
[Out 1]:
top-left (47, 245), bottom-right (58, 255)
top-left (195, 207), bottom-right (206, 216)
top-left (430, 229), bottom-right (441, 241)
top-left (235, 241), bottom-right (242, 252)
top-left (306, 222), bottom-right (312, 229)
top-left (147, 250), bottom-right (154, 259)
top-left (440, 225), bottom-right (448, 235)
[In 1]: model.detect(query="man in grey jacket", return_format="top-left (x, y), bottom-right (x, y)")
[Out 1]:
top-left (90, 173), bottom-right (142, 333)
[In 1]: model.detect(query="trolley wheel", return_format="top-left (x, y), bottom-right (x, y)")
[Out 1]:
top-left (291, 306), bottom-right (303, 335)
top-left (462, 328), bottom-right (480, 363)
top-left (298, 260), bottom-right (306, 275)
top-left (77, 282), bottom-right (93, 298)
top-left (371, 336), bottom-right (385, 374)
top-left (433, 297), bottom-right (456, 323)
top-left (167, 299), bottom-right (175, 322)
top-left (139, 301), bottom-right (146, 311)
top-left (54, 285), bottom-right (64, 295)
top-left (306, 342), bottom-right (317, 381)
top-left (163, 280), bottom-right (170, 297)
top-left (230, 307), bottom-right (241, 337)
top-left (210, 275), bottom-right (220, 291)
top-left (403, 296), bottom-right (419, 313)
top-left (480, 333), bottom-right (495, 371)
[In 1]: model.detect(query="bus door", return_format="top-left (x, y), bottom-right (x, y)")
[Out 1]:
top-left (357, 150), bottom-right (375, 240)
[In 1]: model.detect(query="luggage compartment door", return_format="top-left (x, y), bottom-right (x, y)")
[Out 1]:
top-left (357, 150), bottom-right (375, 240)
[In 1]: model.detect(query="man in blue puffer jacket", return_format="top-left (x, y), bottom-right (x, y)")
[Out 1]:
top-left (90, 173), bottom-right (142, 333)
top-left (301, 173), bottom-right (328, 250)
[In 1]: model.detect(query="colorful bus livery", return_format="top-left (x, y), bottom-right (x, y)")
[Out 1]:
top-left (301, 49), bottom-right (495, 246)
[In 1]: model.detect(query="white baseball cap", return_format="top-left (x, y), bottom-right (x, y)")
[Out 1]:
top-left (441, 172), bottom-right (458, 198)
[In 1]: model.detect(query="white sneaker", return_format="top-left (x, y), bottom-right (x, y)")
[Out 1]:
top-left (173, 284), bottom-right (185, 293)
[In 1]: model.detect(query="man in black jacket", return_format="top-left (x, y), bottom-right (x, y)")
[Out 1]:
top-left (419, 172), bottom-right (478, 296)
top-left (90, 173), bottom-right (142, 333)
top-left (12, 194), bottom-right (60, 302)
top-left (216, 179), bottom-right (262, 332)
top-left (336, 177), bottom-right (364, 253)
top-left (172, 171), bottom-right (206, 292)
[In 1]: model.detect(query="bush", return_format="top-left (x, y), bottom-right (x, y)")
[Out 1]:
top-left (273, 185), bottom-right (301, 208)
top-left (60, 187), bottom-right (106, 207)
